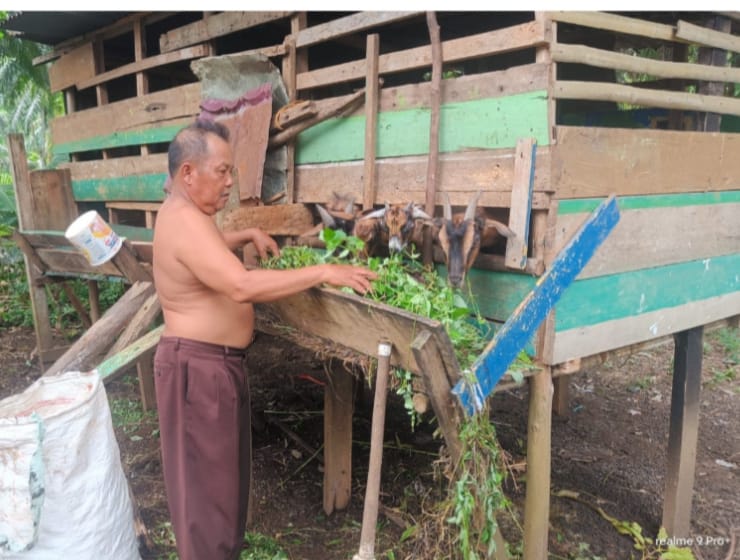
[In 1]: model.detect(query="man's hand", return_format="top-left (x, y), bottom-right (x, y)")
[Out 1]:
top-left (248, 228), bottom-right (280, 260)
top-left (321, 264), bottom-right (377, 295)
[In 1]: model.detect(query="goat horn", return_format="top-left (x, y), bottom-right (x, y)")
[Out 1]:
top-left (316, 204), bottom-right (337, 227)
top-left (411, 206), bottom-right (432, 220)
top-left (443, 193), bottom-right (452, 221)
top-left (463, 191), bottom-right (482, 222)
top-left (359, 207), bottom-right (387, 220)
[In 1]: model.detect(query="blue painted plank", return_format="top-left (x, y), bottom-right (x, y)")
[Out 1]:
top-left (453, 195), bottom-right (621, 415)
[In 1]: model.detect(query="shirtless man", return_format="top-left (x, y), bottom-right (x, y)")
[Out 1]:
top-left (152, 119), bottom-right (376, 560)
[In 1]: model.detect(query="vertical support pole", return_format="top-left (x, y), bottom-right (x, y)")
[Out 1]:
top-left (695, 15), bottom-right (731, 132)
top-left (552, 376), bottom-right (570, 416)
top-left (133, 17), bottom-right (150, 156)
top-left (8, 134), bottom-right (54, 363)
top-left (423, 11), bottom-right (442, 267)
top-left (354, 340), bottom-right (392, 560)
top-left (662, 326), bottom-right (703, 537)
top-left (88, 279), bottom-right (101, 323)
top-left (136, 350), bottom-right (157, 412)
top-left (505, 137), bottom-right (536, 270)
top-left (323, 363), bottom-right (355, 515)
top-left (93, 39), bottom-right (110, 160)
top-left (536, 12), bottom-right (557, 144)
top-left (282, 36), bottom-right (298, 204)
top-left (523, 366), bottom-right (553, 560)
top-left (362, 34), bottom-right (380, 211)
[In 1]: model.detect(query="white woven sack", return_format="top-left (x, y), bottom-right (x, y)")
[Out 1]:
top-left (0, 370), bottom-right (140, 559)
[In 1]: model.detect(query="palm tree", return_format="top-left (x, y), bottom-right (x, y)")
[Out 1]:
top-left (0, 12), bottom-right (64, 230)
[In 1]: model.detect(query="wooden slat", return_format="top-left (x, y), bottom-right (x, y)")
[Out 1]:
top-left (553, 80), bottom-right (740, 117)
top-left (77, 44), bottom-right (209, 90)
top-left (296, 149), bottom-right (553, 208)
top-left (111, 240), bottom-right (153, 283)
top-left (55, 123), bottom-right (188, 157)
top-left (505, 138), bottom-right (537, 269)
top-left (548, 11), bottom-right (682, 43)
top-left (97, 325), bottom-right (164, 381)
top-left (548, 291), bottom-right (740, 365)
top-left (29, 169), bottom-right (78, 231)
top-left (107, 202), bottom-right (162, 212)
top-left (159, 11), bottom-right (292, 53)
top-left (553, 203), bottom-right (740, 279)
top-left (221, 203), bottom-right (315, 236)
top-left (51, 82), bottom-right (201, 147)
top-left (48, 42), bottom-right (96, 92)
top-left (296, 11), bottom-right (420, 48)
top-left (60, 153), bottom-right (168, 180)
top-left (551, 43), bottom-right (740, 83)
top-left (105, 291), bottom-right (161, 359)
top-left (676, 19), bottom-right (740, 53)
top-left (362, 34), bottom-right (380, 210)
top-left (36, 248), bottom-right (123, 278)
top-left (552, 127), bottom-right (740, 198)
top-left (297, 20), bottom-right (546, 90)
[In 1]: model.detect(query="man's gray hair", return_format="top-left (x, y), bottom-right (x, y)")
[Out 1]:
top-left (167, 119), bottom-right (230, 178)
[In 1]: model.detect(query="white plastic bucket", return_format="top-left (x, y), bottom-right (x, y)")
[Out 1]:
top-left (64, 211), bottom-right (122, 266)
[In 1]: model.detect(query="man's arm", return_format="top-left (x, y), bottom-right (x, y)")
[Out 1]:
top-left (180, 212), bottom-right (375, 302)
top-left (223, 227), bottom-right (280, 259)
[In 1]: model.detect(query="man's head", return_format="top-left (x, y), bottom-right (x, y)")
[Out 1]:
top-left (167, 119), bottom-right (234, 215)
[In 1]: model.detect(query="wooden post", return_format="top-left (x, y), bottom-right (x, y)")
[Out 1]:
top-left (523, 366), bottom-right (553, 560)
top-left (8, 134), bottom-right (54, 363)
top-left (423, 11), bottom-right (442, 266)
top-left (695, 15), bottom-right (731, 132)
top-left (662, 326), bottom-right (703, 537)
top-left (323, 363), bottom-right (355, 515)
top-left (136, 351), bottom-right (157, 412)
top-left (362, 34), bottom-right (380, 211)
top-left (133, 17), bottom-right (150, 156)
top-left (354, 340), bottom-right (392, 560)
top-left (505, 138), bottom-right (537, 270)
top-left (536, 12), bottom-right (556, 144)
top-left (552, 376), bottom-right (570, 416)
top-left (88, 280), bottom-right (101, 322)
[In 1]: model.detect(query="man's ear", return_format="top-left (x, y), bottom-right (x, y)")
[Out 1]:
top-left (180, 161), bottom-right (195, 185)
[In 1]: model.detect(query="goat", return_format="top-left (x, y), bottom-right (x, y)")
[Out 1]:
top-left (434, 191), bottom-right (515, 288)
top-left (354, 202), bottom-right (431, 256)
top-left (298, 192), bottom-right (359, 243)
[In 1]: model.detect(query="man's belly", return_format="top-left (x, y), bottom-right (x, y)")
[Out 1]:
top-left (161, 300), bottom-right (255, 348)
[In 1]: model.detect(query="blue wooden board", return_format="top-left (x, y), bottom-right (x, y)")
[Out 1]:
top-left (453, 195), bottom-right (621, 415)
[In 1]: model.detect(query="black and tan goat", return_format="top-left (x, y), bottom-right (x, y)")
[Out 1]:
top-left (434, 192), bottom-right (515, 288)
top-left (354, 202), bottom-right (431, 256)
top-left (298, 192), bottom-right (359, 243)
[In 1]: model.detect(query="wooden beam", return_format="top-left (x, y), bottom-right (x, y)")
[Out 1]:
top-left (362, 33), bottom-right (380, 211)
top-left (552, 127), bottom-right (740, 198)
top-left (11, 230), bottom-right (47, 274)
top-left (51, 82), bottom-right (200, 147)
top-left (221, 203), bottom-right (314, 236)
top-left (454, 196), bottom-right (620, 415)
top-left (8, 135), bottom-right (54, 359)
top-left (551, 43), bottom-right (740, 84)
top-left (553, 80), bottom-right (740, 117)
top-left (159, 11), bottom-right (292, 53)
top-left (47, 42), bottom-right (96, 92)
top-left (136, 354), bottom-right (157, 412)
top-left (523, 366), bottom-right (553, 560)
top-left (296, 11), bottom-right (420, 48)
top-left (297, 20), bottom-right (546, 90)
top-left (323, 365), bottom-right (354, 515)
top-left (77, 44), bottom-right (209, 91)
top-left (105, 290), bottom-right (161, 359)
top-left (505, 138), bottom-right (537, 270)
top-left (423, 11), bottom-right (442, 268)
top-left (676, 19), bottom-right (740, 53)
top-left (45, 281), bottom-right (156, 377)
top-left (548, 11), bottom-right (683, 43)
top-left (662, 327), bottom-right (703, 537)
top-left (97, 324), bottom-right (164, 381)
top-left (111, 240), bottom-right (153, 284)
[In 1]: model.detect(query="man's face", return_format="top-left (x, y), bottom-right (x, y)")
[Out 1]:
top-left (184, 134), bottom-right (234, 215)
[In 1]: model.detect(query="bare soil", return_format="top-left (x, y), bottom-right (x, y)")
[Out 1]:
top-left (1, 324), bottom-right (738, 560)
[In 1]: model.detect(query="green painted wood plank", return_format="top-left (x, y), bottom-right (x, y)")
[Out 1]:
top-left (72, 174), bottom-right (168, 202)
top-left (555, 253), bottom-right (740, 331)
top-left (112, 224), bottom-right (154, 242)
top-left (296, 90), bottom-right (549, 164)
top-left (53, 124), bottom-right (185, 156)
top-left (558, 190), bottom-right (740, 215)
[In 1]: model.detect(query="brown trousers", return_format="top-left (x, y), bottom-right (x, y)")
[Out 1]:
top-left (153, 336), bottom-right (251, 560)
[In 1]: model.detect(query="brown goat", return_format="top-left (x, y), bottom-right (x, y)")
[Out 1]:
top-left (354, 202), bottom-right (431, 256)
top-left (434, 191), bottom-right (515, 288)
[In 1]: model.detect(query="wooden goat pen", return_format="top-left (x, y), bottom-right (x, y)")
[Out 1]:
top-left (5, 10), bottom-right (740, 559)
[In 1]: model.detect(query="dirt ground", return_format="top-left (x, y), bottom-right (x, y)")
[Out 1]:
top-left (1, 323), bottom-right (738, 560)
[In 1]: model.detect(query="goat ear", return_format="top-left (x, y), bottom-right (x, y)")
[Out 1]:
top-left (316, 204), bottom-right (337, 227)
top-left (411, 206), bottom-right (432, 220)
top-left (485, 219), bottom-right (515, 238)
